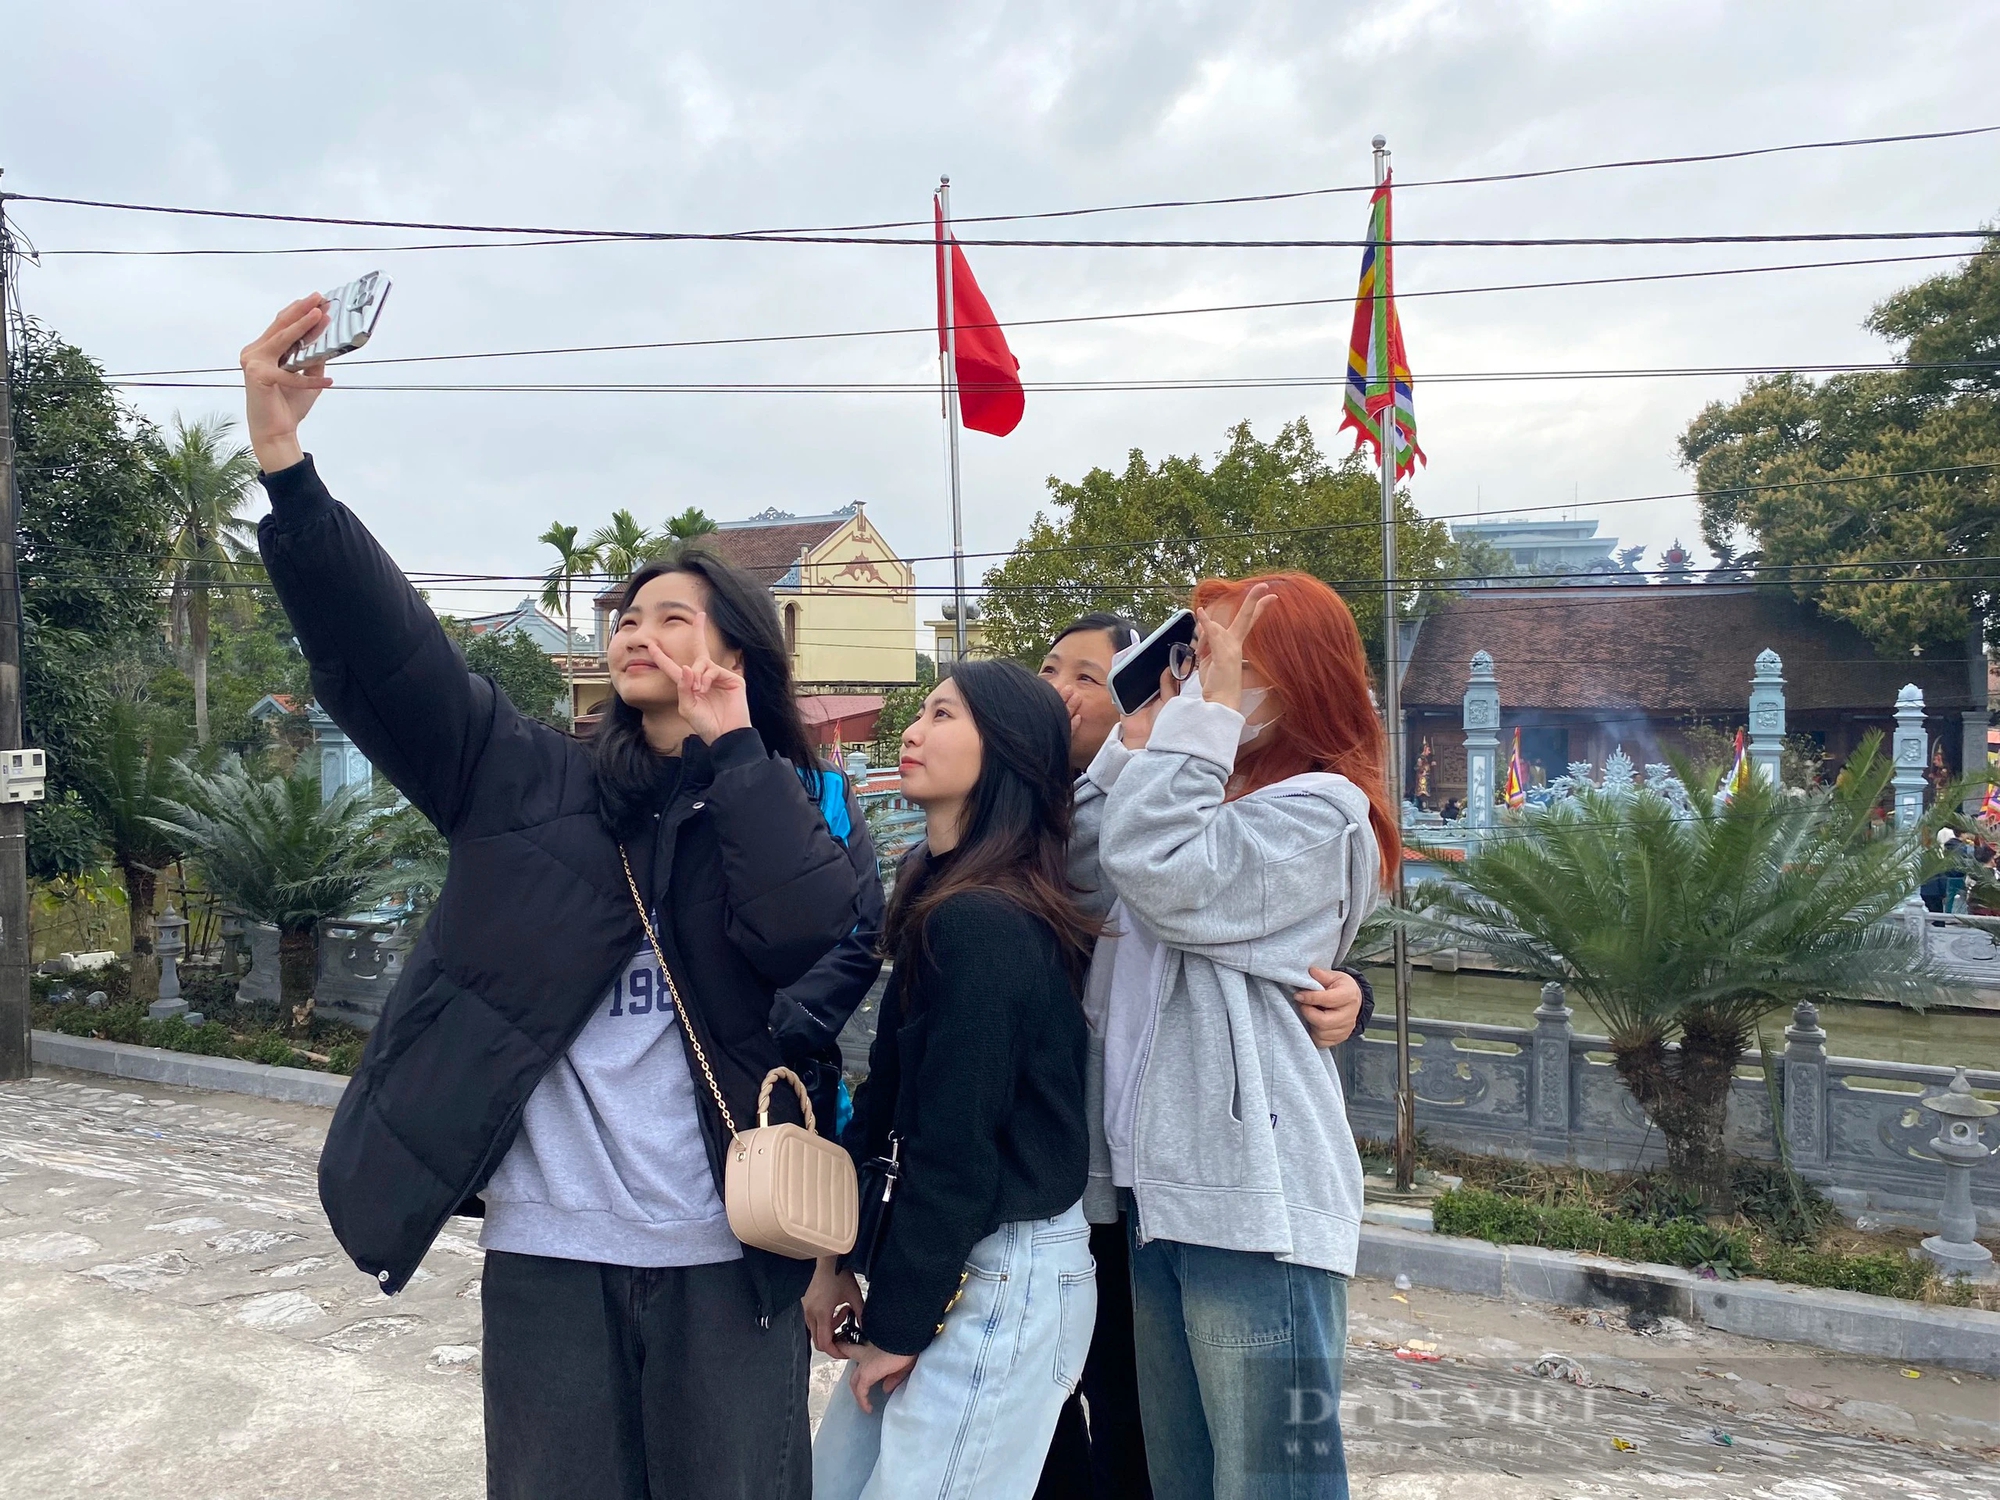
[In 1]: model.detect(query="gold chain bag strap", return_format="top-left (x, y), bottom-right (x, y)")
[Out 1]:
top-left (619, 848), bottom-right (857, 1259)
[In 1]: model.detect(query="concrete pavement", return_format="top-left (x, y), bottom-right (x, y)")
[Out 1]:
top-left (3, 1068), bottom-right (1996, 1499)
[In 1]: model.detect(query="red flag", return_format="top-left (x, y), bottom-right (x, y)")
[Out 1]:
top-left (935, 196), bottom-right (1024, 437)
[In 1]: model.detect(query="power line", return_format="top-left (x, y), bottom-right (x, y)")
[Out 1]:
top-left (30, 558), bottom-right (2000, 597)
top-left (89, 250), bottom-right (2000, 377)
top-left (9, 124), bottom-right (1995, 241)
top-left (23, 461), bottom-right (1998, 576)
top-left (11, 221), bottom-right (1997, 253)
top-left (88, 356), bottom-right (2000, 397)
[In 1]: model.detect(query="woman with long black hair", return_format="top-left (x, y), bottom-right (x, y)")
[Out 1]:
top-left (241, 295), bottom-right (860, 1499)
top-left (807, 661), bottom-right (1098, 1499)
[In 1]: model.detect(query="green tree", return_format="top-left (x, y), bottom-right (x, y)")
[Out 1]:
top-left (1679, 233), bottom-right (2000, 656)
top-left (589, 508), bottom-right (665, 580)
top-left (444, 622), bottom-right (567, 726)
top-left (147, 414), bottom-right (261, 746)
top-left (11, 319), bottom-right (170, 863)
top-left (664, 506), bottom-right (719, 545)
top-left (870, 682), bottom-right (930, 765)
top-left (73, 705), bottom-right (187, 1002)
top-left (538, 522), bottom-right (600, 721)
top-left (1394, 738), bottom-right (1951, 1209)
top-left (977, 419), bottom-right (1461, 669)
top-left (151, 761), bottom-right (385, 1034)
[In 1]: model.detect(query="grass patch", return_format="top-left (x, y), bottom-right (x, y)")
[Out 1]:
top-left (32, 997), bottom-right (366, 1076)
top-left (1382, 1136), bottom-right (1995, 1308)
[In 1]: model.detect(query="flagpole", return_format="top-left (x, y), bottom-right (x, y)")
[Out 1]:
top-left (938, 176), bottom-right (969, 669)
top-left (1373, 134), bottom-right (1418, 1195)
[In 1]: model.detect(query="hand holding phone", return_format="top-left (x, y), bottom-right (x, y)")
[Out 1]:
top-left (1108, 610), bottom-right (1197, 717)
top-left (282, 271), bottom-right (391, 371)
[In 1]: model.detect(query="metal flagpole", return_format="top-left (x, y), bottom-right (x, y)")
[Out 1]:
top-left (1372, 134), bottom-right (1417, 1193)
top-left (938, 176), bottom-right (968, 669)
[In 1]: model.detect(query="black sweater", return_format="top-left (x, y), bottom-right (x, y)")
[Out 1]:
top-left (845, 889), bottom-right (1088, 1355)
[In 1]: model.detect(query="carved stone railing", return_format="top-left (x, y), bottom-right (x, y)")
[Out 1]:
top-left (312, 917), bottom-right (415, 1029)
top-left (1918, 912), bottom-right (2000, 997)
top-left (1338, 988), bottom-right (1999, 1220)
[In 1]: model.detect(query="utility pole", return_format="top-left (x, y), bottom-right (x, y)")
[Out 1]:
top-left (937, 176), bottom-right (968, 669)
top-left (1372, 135), bottom-right (1417, 1192)
top-left (0, 175), bottom-right (32, 1081)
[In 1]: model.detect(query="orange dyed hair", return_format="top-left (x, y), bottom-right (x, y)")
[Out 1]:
top-left (1190, 571), bottom-right (1400, 883)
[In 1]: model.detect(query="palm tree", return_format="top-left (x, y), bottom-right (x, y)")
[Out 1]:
top-left (588, 509), bottom-right (664, 581)
top-left (538, 522), bottom-right (600, 722)
top-left (148, 415), bottom-right (261, 746)
top-left (1394, 737), bottom-right (1951, 1209)
top-left (151, 760), bottom-right (386, 1035)
top-left (75, 704), bottom-right (186, 1002)
top-left (663, 507), bottom-right (719, 547)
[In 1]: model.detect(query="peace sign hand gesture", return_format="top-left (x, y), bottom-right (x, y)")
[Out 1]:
top-left (1194, 582), bottom-right (1275, 715)
top-left (646, 611), bottom-right (753, 744)
top-left (240, 295), bottom-right (336, 473)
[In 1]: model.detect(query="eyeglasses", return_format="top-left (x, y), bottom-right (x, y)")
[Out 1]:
top-left (1168, 642), bottom-right (1197, 681)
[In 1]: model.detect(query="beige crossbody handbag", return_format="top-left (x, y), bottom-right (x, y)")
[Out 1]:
top-left (620, 849), bottom-right (858, 1260)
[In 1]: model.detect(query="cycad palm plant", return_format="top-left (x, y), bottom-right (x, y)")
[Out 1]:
top-left (151, 760), bottom-right (386, 1034)
top-left (148, 415), bottom-right (261, 746)
top-left (1395, 736), bottom-right (1951, 1208)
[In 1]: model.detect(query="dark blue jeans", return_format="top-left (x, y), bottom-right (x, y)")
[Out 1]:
top-left (1127, 1230), bottom-right (1349, 1500)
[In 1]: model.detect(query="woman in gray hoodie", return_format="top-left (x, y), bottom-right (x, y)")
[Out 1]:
top-left (1071, 573), bottom-right (1399, 1500)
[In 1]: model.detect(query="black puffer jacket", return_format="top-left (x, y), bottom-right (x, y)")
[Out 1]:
top-left (259, 457), bottom-right (859, 1319)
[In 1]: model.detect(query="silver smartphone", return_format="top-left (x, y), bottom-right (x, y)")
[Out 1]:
top-left (283, 271), bottom-right (391, 371)
top-left (1109, 609), bottom-right (1198, 716)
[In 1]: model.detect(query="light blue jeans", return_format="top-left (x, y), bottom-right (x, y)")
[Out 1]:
top-left (813, 1201), bottom-right (1097, 1500)
top-left (1129, 1231), bottom-right (1350, 1500)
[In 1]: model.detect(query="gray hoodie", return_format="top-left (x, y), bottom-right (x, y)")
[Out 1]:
top-left (1070, 692), bottom-right (1379, 1275)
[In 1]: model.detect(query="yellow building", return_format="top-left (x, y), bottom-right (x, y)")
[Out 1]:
top-left (924, 603), bottom-right (990, 672)
top-left (570, 503), bottom-right (916, 720)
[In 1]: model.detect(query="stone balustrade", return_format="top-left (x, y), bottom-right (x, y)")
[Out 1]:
top-left (1339, 987), bottom-right (2000, 1223)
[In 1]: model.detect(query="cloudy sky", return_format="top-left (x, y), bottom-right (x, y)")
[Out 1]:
top-left (6, 0), bottom-right (1997, 637)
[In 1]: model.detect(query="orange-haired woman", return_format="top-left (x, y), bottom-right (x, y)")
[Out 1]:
top-left (1071, 573), bottom-right (1398, 1500)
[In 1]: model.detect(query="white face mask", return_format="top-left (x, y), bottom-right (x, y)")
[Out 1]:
top-left (1184, 669), bottom-right (1276, 745)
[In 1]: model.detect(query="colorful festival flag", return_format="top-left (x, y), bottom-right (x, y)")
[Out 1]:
top-left (1504, 729), bottom-right (1528, 809)
top-left (1719, 728), bottom-right (1752, 801)
top-left (1979, 780), bottom-right (2000, 824)
top-left (935, 196), bottom-right (1025, 437)
top-left (1338, 173), bottom-right (1426, 480)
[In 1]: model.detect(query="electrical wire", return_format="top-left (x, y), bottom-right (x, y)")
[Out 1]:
top-left (88, 249), bottom-right (2000, 377)
top-left (24, 462), bottom-right (1998, 575)
top-left (86, 356), bottom-right (2000, 396)
top-left (8, 123), bottom-right (1995, 240)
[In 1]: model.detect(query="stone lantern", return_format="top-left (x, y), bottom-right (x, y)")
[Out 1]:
top-left (1918, 1068), bottom-right (1997, 1281)
top-left (148, 905), bottom-right (190, 1021)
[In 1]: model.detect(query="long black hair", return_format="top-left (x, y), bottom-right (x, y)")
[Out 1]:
top-left (883, 659), bottom-right (1096, 991)
top-left (593, 547), bottom-right (823, 833)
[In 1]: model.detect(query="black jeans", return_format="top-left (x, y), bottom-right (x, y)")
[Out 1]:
top-left (1034, 1216), bottom-right (1154, 1500)
top-left (483, 1250), bottom-right (810, 1500)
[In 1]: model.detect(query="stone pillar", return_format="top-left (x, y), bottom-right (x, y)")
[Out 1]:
top-left (1462, 650), bottom-right (1500, 835)
top-left (236, 923), bottom-right (282, 1006)
top-left (1748, 649), bottom-right (1785, 787)
top-left (1781, 1000), bottom-right (1829, 1172)
top-left (1529, 982), bottom-right (1575, 1157)
top-left (1893, 684), bottom-right (1929, 832)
